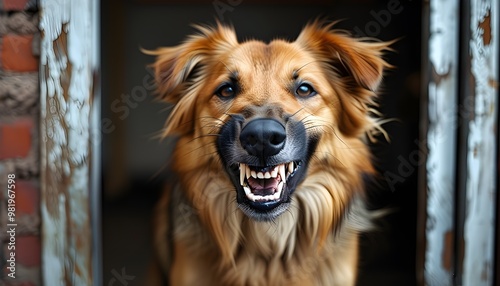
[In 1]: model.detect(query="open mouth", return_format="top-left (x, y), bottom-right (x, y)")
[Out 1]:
top-left (217, 115), bottom-right (314, 221)
top-left (238, 162), bottom-right (299, 203)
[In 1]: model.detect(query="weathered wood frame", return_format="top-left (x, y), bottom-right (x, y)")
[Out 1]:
top-left (39, 0), bottom-right (101, 285)
top-left (418, 0), bottom-right (460, 284)
top-left (37, 0), bottom-right (498, 285)
top-left (419, 0), bottom-right (499, 285)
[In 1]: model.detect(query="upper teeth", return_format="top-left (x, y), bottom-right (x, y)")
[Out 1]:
top-left (237, 162), bottom-right (298, 202)
top-left (239, 163), bottom-right (291, 185)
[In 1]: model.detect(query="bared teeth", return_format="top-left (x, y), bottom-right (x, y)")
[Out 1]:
top-left (247, 192), bottom-right (256, 201)
top-left (245, 165), bottom-right (251, 180)
top-left (244, 182), bottom-right (285, 202)
top-left (239, 163), bottom-right (295, 185)
top-left (239, 164), bottom-right (245, 186)
top-left (276, 181), bottom-right (284, 195)
top-left (279, 164), bottom-right (286, 184)
top-left (271, 166), bottom-right (278, 178)
top-left (243, 186), bottom-right (251, 196)
top-left (237, 163), bottom-right (294, 202)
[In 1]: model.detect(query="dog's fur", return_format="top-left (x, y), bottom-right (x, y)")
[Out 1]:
top-left (147, 22), bottom-right (391, 285)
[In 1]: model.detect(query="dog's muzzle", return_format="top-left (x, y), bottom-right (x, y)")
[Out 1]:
top-left (217, 113), bottom-right (315, 221)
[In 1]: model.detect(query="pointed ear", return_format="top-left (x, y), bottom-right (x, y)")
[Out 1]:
top-left (296, 22), bottom-right (393, 138)
top-left (144, 23), bottom-right (238, 103)
top-left (143, 24), bottom-right (237, 135)
top-left (296, 22), bottom-right (392, 91)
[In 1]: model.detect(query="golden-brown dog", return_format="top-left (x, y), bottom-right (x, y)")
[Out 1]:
top-left (147, 21), bottom-right (391, 285)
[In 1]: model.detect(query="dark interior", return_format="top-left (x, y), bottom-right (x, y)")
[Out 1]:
top-left (101, 0), bottom-right (421, 285)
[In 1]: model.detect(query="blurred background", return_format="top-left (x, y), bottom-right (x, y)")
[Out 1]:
top-left (101, 0), bottom-right (421, 284)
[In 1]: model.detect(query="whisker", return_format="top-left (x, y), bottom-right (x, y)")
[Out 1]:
top-left (187, 133), bottom-right (221, 143)
top-left (310, 152), bottom-right (347, 169)
top-left (197, 116), bottom-right (226, 124)
top-left (149, 158), bottom-right (173, 181)
top-left (289, 107), bottom-right (306, 119)
top-left (175, 140), bottom-right (218, 160)
top-left (300, 113), bottom-right (353, 150)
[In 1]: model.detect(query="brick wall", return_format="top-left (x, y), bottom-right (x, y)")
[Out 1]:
top-left (0, 0), bottom-right (40, 285)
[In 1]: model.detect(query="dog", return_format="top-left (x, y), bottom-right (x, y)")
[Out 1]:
top-left (146, 21), bottom-right (391, 285)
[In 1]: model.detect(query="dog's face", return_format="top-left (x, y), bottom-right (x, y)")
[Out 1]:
top-left (150, 22), bottom-right (390, 222)
top-left (213, 41), bottom-right (327, 220)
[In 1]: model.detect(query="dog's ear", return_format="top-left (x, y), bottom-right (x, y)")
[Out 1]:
top-left (147, 23), bottom-right (238, 102)
top-left (144, 24), bottom-right (237, 135)
top-left (296, 22), bottom-right (391, 91)
top-left (296, 22), bottom-right (392, 137)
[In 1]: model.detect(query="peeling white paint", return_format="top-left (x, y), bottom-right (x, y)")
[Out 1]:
top-left (67, 0), bottom-right (92, 165)
top-left (40, 0), bottom-right (99, 285)
top-left (40, 195), bottom-right (66, 284)
top-left (425, 0), bottom-right (459, 284)
top-left (463, 1), bottom-right (498, 285)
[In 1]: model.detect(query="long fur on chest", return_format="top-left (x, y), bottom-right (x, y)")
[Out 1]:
top-left (154, 178), bottom-right (373, 286)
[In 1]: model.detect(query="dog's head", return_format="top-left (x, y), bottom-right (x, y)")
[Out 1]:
top-left (149, 22), bottom-right (390, 222)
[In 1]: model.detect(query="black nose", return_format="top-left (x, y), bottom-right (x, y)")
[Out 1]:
top-left (240, 119), bottom-right (286, 157)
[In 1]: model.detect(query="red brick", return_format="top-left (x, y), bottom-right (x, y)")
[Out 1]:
top-left (0, 118), bottom-right (33, 160)
top-left (16, 180), bottom-right (39, 215)
top-left (16, 235), bottom-right (40, 267)
top-left (1, 34), bottom-right (38, 72)
top-left (2, 0), bottom-right (29, 11)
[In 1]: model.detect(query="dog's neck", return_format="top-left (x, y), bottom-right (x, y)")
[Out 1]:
top-left (174, 171), bottom-right (367, 261)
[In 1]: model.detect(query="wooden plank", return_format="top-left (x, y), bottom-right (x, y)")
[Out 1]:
top-left (460, 1), bottom-right (498, 285)
top-left (420, 0), bottom-right (460, 284)
top-left (39, 0), bottom-right (100, 285)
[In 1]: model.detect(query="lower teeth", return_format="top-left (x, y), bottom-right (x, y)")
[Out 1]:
top-left (243, 181), bottom-right (284, 202)
top-left (238, 162), bottom-right (295, 202)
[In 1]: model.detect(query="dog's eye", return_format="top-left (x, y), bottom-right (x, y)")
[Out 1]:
top-left (215, 83), bottom-right (237, 99)
top-left (295, 83), bottom-right (316, 98)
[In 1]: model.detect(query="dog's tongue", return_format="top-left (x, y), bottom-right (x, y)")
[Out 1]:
top-left (247, 177), bottom-right (279, 196)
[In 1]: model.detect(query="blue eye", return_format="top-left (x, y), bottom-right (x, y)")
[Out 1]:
top-left (216, 83), bottom-right (237, 99)
top-left (295, 83), bottom-right (316, 98)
